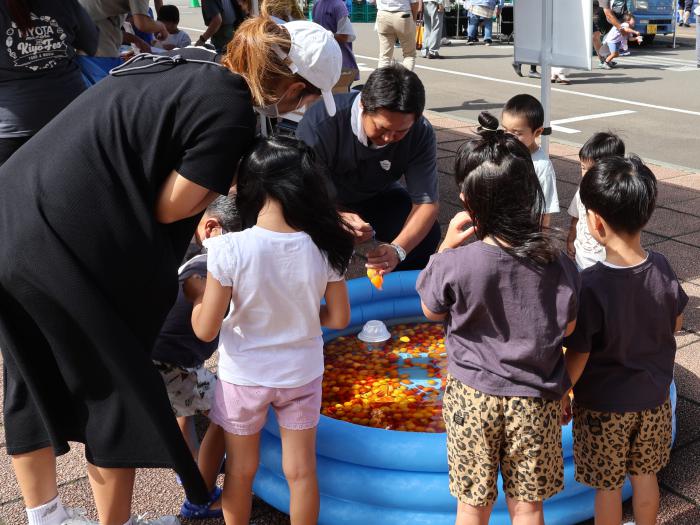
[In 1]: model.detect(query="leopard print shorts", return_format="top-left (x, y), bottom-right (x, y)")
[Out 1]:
top-left (443, 376), bottom-right (564, 506)
top-left (573, 399), bottom-right (672, 490)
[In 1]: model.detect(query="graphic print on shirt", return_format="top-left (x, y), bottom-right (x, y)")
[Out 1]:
top-left (380, 160), bottom-right (391, 171)
top-left (5, 13), bottom-right (69, 71)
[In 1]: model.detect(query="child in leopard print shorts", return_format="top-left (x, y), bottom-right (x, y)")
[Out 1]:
top-left (563, 155), bottom-right (687, 525)
top-left (417, 120), bottom-right (581, 524)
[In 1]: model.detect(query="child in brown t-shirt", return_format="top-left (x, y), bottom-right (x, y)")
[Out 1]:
top-left (417, 115), bottom-right (580, 524)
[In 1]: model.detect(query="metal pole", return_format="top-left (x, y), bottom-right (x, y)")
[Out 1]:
top-left (456, 3), bottom-right (460, 38)
top-left (671, 0), bottom-right (678, 49)
top-left (541, 0), bottom-right (553, 155)
top-left (696, 6), bottom-right (700, 66)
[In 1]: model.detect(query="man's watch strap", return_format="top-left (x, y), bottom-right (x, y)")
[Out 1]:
top-left (390, 243), bottom-right (407, 262)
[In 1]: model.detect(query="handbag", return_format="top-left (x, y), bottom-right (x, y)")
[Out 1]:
top-left (415, 19), bottom-right (424, 50)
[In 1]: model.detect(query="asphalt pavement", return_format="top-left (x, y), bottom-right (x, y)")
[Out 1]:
top-left (177, 5), bottom-right (700, 170)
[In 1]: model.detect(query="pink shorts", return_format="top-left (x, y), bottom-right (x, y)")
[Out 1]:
top-left (209, 376), bottom-right (323, 435)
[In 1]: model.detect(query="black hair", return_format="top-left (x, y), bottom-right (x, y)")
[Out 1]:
top-left (236, 136), bottom-right (354, 275)
top-left (157, 4), bottom-right (180, 23)
top-left (503, 94), bottom-right (545, 132)
top-left (6, 0), bottom-right (32, 33)
top-left (579, 155), bottom-right (657, 235)
top-left (453, 112), bottom-right (559, 265)
top-left (360, 65), bottom-right (425, 118)
top-left (579, 132), bottom-right (625, 162)
top-left (205, 194), bottom-right (241, 233)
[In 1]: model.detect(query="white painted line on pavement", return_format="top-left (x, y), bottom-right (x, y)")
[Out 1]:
top-left (354, 54), bottom-right (700, 117)
top-left (551, 125), bottom-right (581, 134)
top-left (551, 109), bottom-right (636, 125)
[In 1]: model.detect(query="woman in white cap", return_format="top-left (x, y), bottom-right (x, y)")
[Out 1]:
top-left (0, 16), bottom-right (340, 525)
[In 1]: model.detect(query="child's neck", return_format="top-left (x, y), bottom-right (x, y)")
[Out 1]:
top-left (528, 142), bottom-right (539, 154)
top-left (603, 232), bottom-right (646, 267)
top-left (256, 198), bottom-right (298, 233)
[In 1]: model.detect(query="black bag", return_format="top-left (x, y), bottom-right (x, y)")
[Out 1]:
top-left (611, 0), bottom-right (629, 17)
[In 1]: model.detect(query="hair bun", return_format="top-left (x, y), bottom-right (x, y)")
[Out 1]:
top-left (477, 111), bottom-right (500, 135)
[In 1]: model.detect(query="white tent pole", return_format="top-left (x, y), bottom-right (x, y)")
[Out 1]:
top-left (540, 0), bottom-right (553, 156)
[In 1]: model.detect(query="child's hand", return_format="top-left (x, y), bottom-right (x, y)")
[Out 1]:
top-left (439, 211), bottom-right (475, 253)
top-left (566, 239), bottom-right (576, 259)
top-left (183, 274), bottom-right (206, 304)
top-left (560, 394), bottom-right (572, 425)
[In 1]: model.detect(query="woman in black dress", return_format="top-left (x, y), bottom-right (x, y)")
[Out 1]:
top-left (0, 17), bottom-right (341, 525)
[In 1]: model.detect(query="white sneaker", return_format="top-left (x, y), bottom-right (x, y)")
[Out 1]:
top-left (132, 514), bottom-right (180, 525)
top-left (61, 508), bottom-right (98, 525)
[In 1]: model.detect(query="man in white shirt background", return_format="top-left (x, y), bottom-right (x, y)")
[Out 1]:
top-left (373, 0), bottom-right (422, 70)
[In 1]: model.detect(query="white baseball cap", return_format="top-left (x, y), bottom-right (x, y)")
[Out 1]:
top-left (281, 20), bottom-right (342, 116)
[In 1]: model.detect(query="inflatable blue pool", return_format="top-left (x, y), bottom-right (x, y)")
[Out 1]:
top-left (253, 271), bottom-right (677, 525)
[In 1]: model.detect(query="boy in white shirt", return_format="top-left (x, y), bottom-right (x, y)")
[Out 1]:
top-left (153, 5), bottom-right (192, 50)
top-left (566, 132), bottom-right (626, 269)
top-left (500, 94), bottom-right (560, 227)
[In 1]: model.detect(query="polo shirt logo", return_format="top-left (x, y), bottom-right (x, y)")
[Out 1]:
top-left (380, 160), bottom-right (391, 171)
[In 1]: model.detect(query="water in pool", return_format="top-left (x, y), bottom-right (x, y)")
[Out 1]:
top-left (322, 322), bottom-right (447, 432)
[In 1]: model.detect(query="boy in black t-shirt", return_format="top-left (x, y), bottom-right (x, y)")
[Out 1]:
top-left (563, 156), bottom-right (687, 525)
top-left (153, 195), bottom-right (240, 519)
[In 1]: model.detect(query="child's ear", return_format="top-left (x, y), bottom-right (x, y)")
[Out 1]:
top-left (459, 192), bottom-right (465, 203)
top-left (534, 127), bottom-right (544, 139)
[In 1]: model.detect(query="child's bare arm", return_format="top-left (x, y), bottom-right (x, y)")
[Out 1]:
top-left (421, 301), bottom-right (447, 322)
top-left (191, 272), bottom-right (232, 342)
top-left (321, 280), bottom-right (351, 330)
top-left (675, 314), bottom-right (684, 333)
top-left (542, 213), bottom-right (552, 229)
top-left (567, 218), bottom-right (578, 259)
top-left (564, 348), bottom-right (589, 387)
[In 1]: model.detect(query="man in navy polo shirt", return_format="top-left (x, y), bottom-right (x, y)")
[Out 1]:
top-left (297, 65), bottom-right (440, 273)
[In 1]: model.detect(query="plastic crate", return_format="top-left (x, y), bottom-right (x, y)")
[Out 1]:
top-left (304, 0), bottom-right (377, 22)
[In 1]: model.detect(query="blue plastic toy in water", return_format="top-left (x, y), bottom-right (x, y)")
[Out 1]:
top-left (253, 271), bottom-right (677, 525)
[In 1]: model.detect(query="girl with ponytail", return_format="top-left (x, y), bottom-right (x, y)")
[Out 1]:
top-left (416, 111), bottom-right (580, 523)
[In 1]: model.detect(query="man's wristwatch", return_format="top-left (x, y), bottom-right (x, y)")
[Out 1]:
top-left (389, 243), bottom-right (407, 262)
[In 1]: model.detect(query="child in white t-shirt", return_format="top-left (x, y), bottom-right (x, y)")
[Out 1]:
top-left (497, 94), bottom-right (560, 227)
top-left (566, 132), bottom-right (626, 269)
top-left (601, 14), bottom-right (642, 66)
top-left (189, 136), bottom-right (352, 525)
top-left (152, 5), bottom-right (192, 50)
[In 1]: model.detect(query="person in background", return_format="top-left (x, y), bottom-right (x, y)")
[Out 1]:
top-left (262, 0), bottom-right (304, 21)
top-left (421, 0), bottom-right (445, 59)
top-left (152, 5), bottom-right (192, 50)
top-left (297, 65), bottom-right (441, 274)
top-left (313, 0), bottom-right (360, 80)
top-left (0, 0), bottom-right (98, 167)
top-left (77, 0), bottom-right (168, 83)
top-left (466, 0), bottom-right (503, 46)
top-left (512, 62), bottom-right (540, 78)
top-left (196, 0), bottom-right (246, 52)
top-left (566, 132), bottom-right (625, 269)
top-left (593, 0), bottom-right (624, 64)
top-left (600, 13), bottom-right (642, 68)
top-left (678, 0), bottom-right (694, 26)
top-left (498, 94), bottom-right (560, 227)
top-left (373, 0), bottom-right (421, 70)
top-left (128, 7), bottom-right (156, 46)
top-left (418, 121), bottom-right (580, 525)
top-left (564, 156), bottom-right (687, 525)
